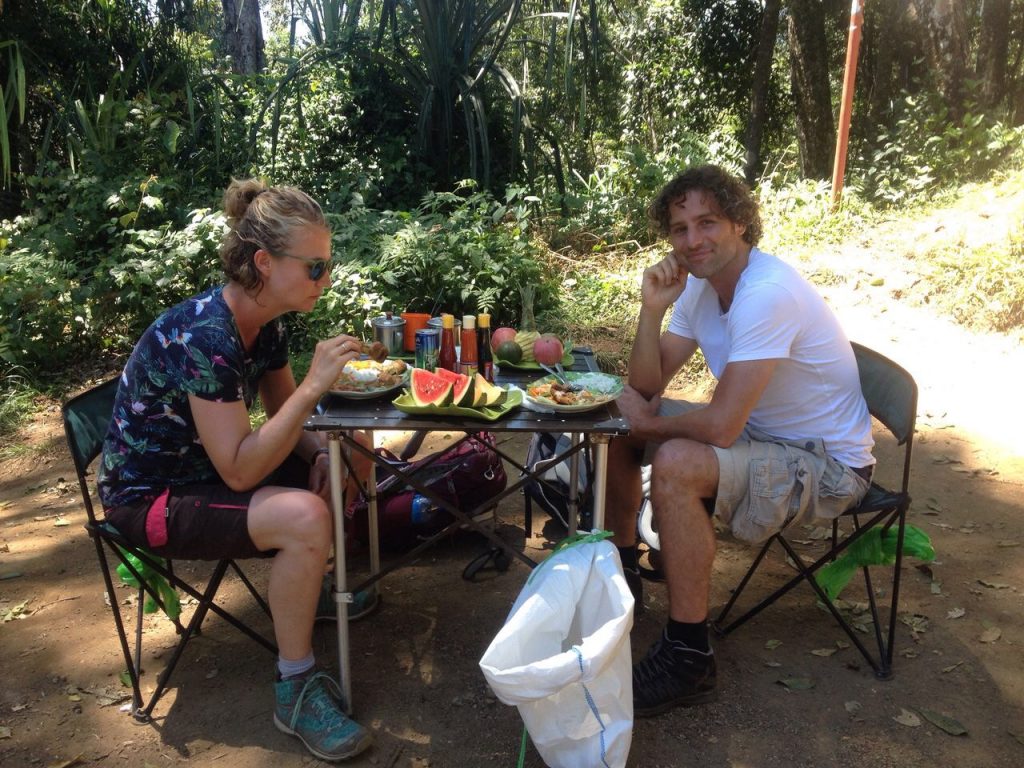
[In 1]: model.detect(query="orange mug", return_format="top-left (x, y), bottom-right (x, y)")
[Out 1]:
top-left (401, 312), bottom-right (432, 351)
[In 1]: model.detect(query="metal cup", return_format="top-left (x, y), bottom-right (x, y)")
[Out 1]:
top-left (372, 312), bottom-right (405, 356)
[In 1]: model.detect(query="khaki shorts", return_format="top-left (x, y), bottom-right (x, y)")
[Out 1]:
top-left (644, 399), bottom-right (871, 544)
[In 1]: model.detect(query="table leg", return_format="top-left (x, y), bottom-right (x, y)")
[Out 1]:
top-left (328, 433), bottom-right (353, 713)
top-left (364, 430), bottom-right (381, 584)
top-left (567, 433), bottom-right (581, 535)
top-left (591, 434), bottom-right (610, 530)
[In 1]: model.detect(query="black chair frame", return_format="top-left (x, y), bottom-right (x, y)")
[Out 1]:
top-left (713, 342), bottom-right (917, 680)
top-left (62, 377), bottom-right (277, 722)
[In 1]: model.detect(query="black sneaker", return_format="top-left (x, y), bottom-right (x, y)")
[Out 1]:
top-left (632, 631), bottom-right (717, 717)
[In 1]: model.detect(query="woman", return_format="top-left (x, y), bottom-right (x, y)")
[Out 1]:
top-left (98, 179), bottom-right (373, 761)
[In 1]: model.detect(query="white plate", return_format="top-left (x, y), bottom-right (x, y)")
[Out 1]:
top-left (331, 361), bottom-right (409, 399)
top-left (331, 379), bottom-right (407, 400)
top-left (523, 395), bottom-right (616, 413)
top-left (523, 372), bottom-right (623, 413)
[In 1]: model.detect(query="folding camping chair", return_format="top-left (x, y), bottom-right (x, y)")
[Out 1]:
top-left (713, 342), bottom-right (917, 679)
top-left (61, 377), bottom-right (277, 722)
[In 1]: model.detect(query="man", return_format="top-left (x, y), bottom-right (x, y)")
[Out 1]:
top-left (608, 165), bottom-right (874, 717)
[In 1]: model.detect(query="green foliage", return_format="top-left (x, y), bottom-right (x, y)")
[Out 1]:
top-left (249, 55), bottom-right (427, 210)
top-left (853, 92), bottom-right (1024, 206)
top-left (371, 182), bottom-right (553, 326)
top-left (293, 263), bottom-right (388, 351)
top-left (380, 0), bottom-right (526, 187)
top-left (552, 137), bottom-right (742, 250)
top-left (615, 0), bottom-right (773, 155)
top-left (1, 40), bottom-right (27, 188)
top-left (925, 221), bottom-right (1024, 335)
top-left (0, 370), bottom-right (37, 452)
top-left (0, 167), bottom-right (223, 375)
top-left (758, 175), bottom-right (870, 254)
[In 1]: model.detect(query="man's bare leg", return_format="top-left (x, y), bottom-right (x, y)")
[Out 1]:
top-left (606, 435), bottom-right (646, 549)
top-left (632, 437), bottom-right (720, 716)
top-left (649, 438), bottom-right (719, 622)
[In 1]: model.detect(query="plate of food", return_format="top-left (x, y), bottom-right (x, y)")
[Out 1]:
top-left (524, 371), bottom-right (624, 413)
top-left (331, 358), bottom-right (410, 399)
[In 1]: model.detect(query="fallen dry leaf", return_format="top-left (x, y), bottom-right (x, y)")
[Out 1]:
top-left (946, 607), bottom-right (966, 619)
top-left (777, 676), bottom-right (814, 691)
top-left (765, 639), bottom-right (782, 650)
top-left (979, 626), bottom-right (1002, 643)
top-left (917, 708), bottom-right (968, 736)
top-left (977, 579), bottom-right (1010, 590)
top-left (811, 647), bottom-right (837, 657)
top-left (894, 708), bottom-right (922, 727)
top-left (942, 661), bottom-right (964, 673)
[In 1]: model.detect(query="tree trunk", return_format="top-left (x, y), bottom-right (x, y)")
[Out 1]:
top-left (221, 0), bottom-right (265, 74)
top-left (744, 0), bottom-right (782, 185)
top-left (787, 0), bottom-right (835, 180)
top-left (977, 0), bottom-right (1011, 109)
top-left (908, 0), bottom-right (968, 120)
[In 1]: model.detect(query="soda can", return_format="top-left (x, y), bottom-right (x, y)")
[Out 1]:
top-left (415, 328), bottom-right (440, 371)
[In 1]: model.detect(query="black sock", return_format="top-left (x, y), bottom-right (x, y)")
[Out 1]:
top-left (666, 619), bottom-right (710, 653)
top-left (617, 545), bottom-right (638, 571)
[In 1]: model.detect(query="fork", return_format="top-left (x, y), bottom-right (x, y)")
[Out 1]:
top-left (539, 362), bottom-right (582, 392)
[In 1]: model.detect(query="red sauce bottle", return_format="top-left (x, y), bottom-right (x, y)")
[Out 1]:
top-left (459, 315), bottom-right (478, 377)
top-left (437, 313), bottom-right (458, 372)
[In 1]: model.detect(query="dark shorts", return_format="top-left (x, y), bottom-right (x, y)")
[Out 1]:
top-left (103, 454), bottom-right (310, 560)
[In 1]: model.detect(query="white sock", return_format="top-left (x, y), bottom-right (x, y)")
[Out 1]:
top-left (278, 652), bottom-right (315, 680)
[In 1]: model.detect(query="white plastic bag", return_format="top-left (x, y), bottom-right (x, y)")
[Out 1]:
top-left (479, 534), bottom-right (634, 768)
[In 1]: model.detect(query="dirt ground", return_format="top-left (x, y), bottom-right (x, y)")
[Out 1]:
top-left (3, 190), bottom-right (1024, 767)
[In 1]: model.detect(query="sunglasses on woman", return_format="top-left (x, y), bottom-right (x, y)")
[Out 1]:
top-left (280, 252), bottom-right (334, 281)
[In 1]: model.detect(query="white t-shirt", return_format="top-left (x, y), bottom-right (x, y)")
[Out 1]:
top-left (666, 248), bottom-right (874, 468)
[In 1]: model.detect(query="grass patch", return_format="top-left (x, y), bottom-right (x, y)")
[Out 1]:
top-left (0, 374), bottom-right (41, 457)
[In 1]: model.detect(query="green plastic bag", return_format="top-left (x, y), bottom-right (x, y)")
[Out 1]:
top-left (814, 524), bottom-right (935, 602)
top-left (116, 550), bottom-right (181, 621)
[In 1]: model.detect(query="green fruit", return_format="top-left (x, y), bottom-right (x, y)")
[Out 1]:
top-left (514, 330), bottom-right (540, 362)
top-left (496, 340), bottom-right (523, 364)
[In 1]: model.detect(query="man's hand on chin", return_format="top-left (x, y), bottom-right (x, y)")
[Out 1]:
top-left (617, 385), bottom-right (660, 440)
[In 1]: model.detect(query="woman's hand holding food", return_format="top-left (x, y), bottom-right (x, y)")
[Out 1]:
top-left (304, 334), bottom-right (365, 396)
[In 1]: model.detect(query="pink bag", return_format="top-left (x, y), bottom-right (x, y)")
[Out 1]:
top-left (345, 433), bottom-right (507, 551)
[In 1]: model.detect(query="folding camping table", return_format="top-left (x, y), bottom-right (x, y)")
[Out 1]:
top-left (304, 347), bottom-right (630, 709)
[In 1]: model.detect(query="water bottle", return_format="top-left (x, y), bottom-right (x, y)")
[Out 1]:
top-left (410, 494), bottom-right (441, 530)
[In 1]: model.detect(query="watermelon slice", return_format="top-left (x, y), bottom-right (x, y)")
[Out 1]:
top-left (432, 368), bottom-right (475, 406)
top-left (409, 368), bottom-right (454, 406)
top-left (471, 373), bottom-right (508, 406)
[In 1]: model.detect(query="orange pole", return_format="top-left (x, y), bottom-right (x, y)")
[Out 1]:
top-left (831, 0), bottom-right (864, 210)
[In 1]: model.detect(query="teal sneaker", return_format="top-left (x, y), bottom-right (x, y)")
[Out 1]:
top-left (274, 671), bottom-right (372, 761)
top-left (315, 576), bottom-right (380, 622)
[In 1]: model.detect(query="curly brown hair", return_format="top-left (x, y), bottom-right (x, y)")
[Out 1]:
top-left (648, 165), bottom-right (762, 246)
top-left (219, 178), bottom-right (328, 294)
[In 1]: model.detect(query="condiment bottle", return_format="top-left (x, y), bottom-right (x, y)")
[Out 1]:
top-left (477, 313), bottom-right (494, 382)
top-left (459, 315), bottom-right (478, 377)
top-left (438, 313), bottom-right (458, 372)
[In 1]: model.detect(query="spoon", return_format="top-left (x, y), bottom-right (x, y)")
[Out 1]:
top-left (538, 362), bottom-right (582, 392)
